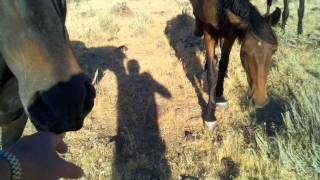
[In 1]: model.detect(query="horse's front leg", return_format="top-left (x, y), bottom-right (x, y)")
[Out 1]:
top-left (215, 36), bottom-right (236, 110)
top-left (297, 0), bottom-right (304, 34)
top-left (203, 39), bottom-right (222, 82)
top-left (203, 28), bottom-right (218, 130)
top-left (266, 0), bottom-right (273, 14)
top-left (281, 0), bottom-right (289, 32)
top-left (0, 78), bottom-right (27, 149)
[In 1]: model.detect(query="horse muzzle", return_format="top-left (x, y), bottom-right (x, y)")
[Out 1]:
top-left (248, 87), bottom-right (269, 109)
top-left (27, 73), bottom-right (96, 133)
top-left (252, 98), bottom-right (269, 109)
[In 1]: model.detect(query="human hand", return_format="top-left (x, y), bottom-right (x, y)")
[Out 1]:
top-left (9, 132), bottom-right (84, 180)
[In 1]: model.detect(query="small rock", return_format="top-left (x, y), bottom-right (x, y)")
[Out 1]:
top-left (107, 37), bottom-right (115, 41)
top-left (106, 135), bottom-right (117, 146)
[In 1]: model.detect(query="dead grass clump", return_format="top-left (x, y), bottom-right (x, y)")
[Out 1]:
top-left (129, 14), bottom-right (152, 34)
top-left (99, 17), bottom-right (120, 35)
top-left (111, 1), bottom-right (134, 17)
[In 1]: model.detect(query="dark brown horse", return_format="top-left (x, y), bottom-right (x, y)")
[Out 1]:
top-left (267, 0), bottom-right (304, 34)
top-left (190, 0), bottom-right (281, 129)
top-left (0, 0), bottom-right (95, 148)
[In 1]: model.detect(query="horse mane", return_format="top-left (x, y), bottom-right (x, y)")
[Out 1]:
top-left (218, 0), bottom-right (278, 45)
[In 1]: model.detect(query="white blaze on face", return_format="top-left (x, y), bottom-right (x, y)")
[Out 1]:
top-left (258, 41), bottom-right (262, 46)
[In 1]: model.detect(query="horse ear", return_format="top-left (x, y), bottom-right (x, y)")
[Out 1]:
top-left (53, 0), bottom-right (67, 23)
top-left (60, 0), bottom-right (67, 23)
top-left (265, 7), bottom-right (281, 26)
top-left (226, 10), bottom-right (247, 29)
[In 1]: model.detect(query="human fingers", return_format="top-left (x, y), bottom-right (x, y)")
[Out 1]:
top-left (57, 159), bottom-right (84, 179)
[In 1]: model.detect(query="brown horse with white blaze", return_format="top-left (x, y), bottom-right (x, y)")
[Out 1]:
top-left (190, 0), bottom-right (281, 129)
top-left (0, 0), bottom-right (95, 148)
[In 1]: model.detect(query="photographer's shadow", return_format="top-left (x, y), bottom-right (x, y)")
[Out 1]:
top-left (71, 41), bottom-right (172, 179)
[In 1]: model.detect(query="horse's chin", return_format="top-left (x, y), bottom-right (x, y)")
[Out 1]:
top-left (249, 96), bottom-right (269, 109)
top-left (254, 98), bottom-right (269, 109)
top-left (27, 113), bottom-right (85, 134)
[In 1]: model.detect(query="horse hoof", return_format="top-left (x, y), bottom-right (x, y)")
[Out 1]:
top-left (216, 96), bottom-right (228, 110)
top-left (205, 120), bottom-right (218, 131)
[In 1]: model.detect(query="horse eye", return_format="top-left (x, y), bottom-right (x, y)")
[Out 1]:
top-left (240, 52), bottom-right (247, 60)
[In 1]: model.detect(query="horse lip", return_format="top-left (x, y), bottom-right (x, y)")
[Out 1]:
top-left (29, 115), bottom-right (50, 132)
top-left (28, 102), bottom-right (88, 133)
top-left (255, 104), bottom-right (265, 109)
top-left (53, 119), bottom-right (84, 133)
top-left (27, 94), bottom-right (55, 132)
top-left (255, 98), bottom-right (270, 109)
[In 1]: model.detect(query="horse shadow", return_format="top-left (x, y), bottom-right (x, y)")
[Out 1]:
top-left (71, 41), bottom-right (172, 179)
top-left (71, 41), bottom-right (126, 84)
top-left (164, 12), bottom-right (207, 119)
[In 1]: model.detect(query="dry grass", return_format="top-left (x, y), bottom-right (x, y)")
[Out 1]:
top-left (23, 0), bottom-right (320, 179)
